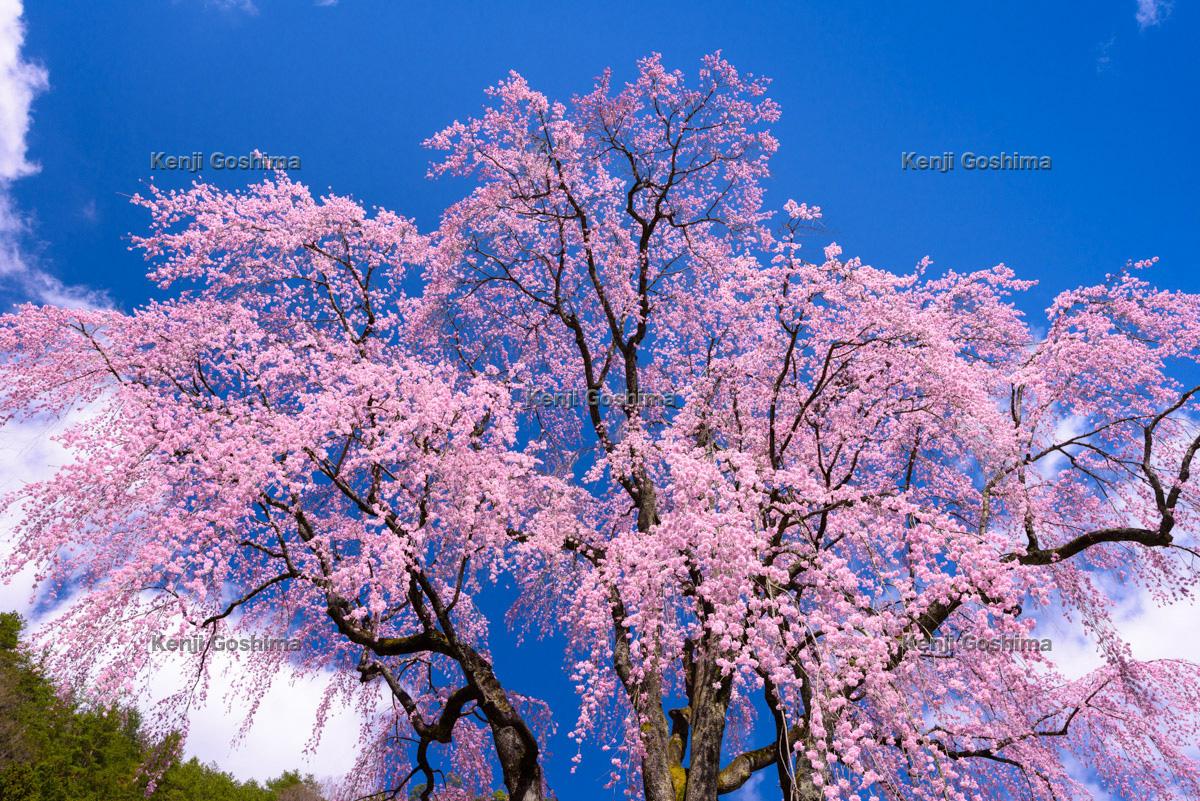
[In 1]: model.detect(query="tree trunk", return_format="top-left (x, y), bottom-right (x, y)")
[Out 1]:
top-left (490, 721), bottom-right (545, 801)
top-left (635, 672), bottom-right (682, 801)
top-left (681, 649), bottom-right (733, 801)
top-left (459, 646), bottom-right (546, 801)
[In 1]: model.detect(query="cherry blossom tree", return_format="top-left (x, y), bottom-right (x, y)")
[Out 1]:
top-left (3, 53), bottom-right (1200, 801)
top-left (0, 184), bottom-right (556, 801)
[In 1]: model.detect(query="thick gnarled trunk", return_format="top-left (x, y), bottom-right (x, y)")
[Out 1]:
top-left (490, 721), bottom-right (545, 801)
top-left (460, 647), bottom-right (546, 801)
top-left (681, 653), bottom-right (733, 801)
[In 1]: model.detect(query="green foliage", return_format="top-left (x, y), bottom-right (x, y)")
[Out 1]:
top-left (0, 613), bottom-right (19, 651)
top-left (0, 611), bottom-right (324, 801)
top-left (151, 758), bottom-right (270, 801)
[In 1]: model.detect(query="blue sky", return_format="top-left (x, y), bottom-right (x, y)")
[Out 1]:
top-left (11, 0), bottom-right (1200, 315)
top-left (1, 1), bottom-right (1197, 797)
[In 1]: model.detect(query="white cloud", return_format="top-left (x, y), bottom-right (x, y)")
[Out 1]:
top-left (1110, 588), bottom-right (1200, 663)
top-left (0, 412), bottom-right (79, 615)
top-left (1136, 0), bottom-right (1173, 29)
top-left (0, 0), bottom-right (105, 309)
top-left (1037, 579), bottom-right (1200, 681)
top-left (138, 649), bottom-right (369, 785)
top-left (1032, 413), bottom-right (1090, 479)
top-left (0, 0), bottom-right (44, 181)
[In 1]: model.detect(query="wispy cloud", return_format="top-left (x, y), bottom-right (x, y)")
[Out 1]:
top-left (1136, 0), bottom-right (1173, 29)
top-left (0, 0), bottom-right (107, 309)
top-left (202, 0), bottom-right (260, 14)
top-left (1095, 36), bottom-right (1117, 74)
top-left (0, 194), bottom-right (110, 308)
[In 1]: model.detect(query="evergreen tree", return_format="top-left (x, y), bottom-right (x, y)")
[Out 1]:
top-left (0, 612), bottom-right (325, 801)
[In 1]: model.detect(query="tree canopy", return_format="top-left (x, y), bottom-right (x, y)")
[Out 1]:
top-left (1, 53), bottom-right (1198, 801)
